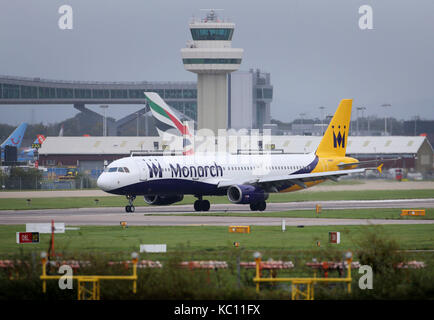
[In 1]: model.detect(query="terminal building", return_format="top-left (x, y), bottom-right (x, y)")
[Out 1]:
top-left (0, 70), bottom-right (272, 133)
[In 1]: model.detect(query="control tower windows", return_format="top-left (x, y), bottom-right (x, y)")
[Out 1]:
top-left (263, 88), bottom-right (273, 99)
top-left (183, 58), bottom-right (241, 65)
top-left (190, 28), bottom-right (234, 41)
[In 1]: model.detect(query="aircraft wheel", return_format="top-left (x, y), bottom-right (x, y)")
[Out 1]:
top-left (130, 205), bottom-right (135, 213)
top-left (250, 202), bottom-right (258, 211)
top-left (257, 201), bottom-right (266, 212)
top-left (194, 200), bottom-right (202, 212)
top-left (201, 200), bottom-right (210, 211)
top-left (125, 205), bottom-right (131, 213)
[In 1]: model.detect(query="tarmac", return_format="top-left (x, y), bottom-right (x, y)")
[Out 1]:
top-left (1, 180), bottom-right (433, 198)
top-left (0, 199), bottom-right (433, 226)
top-left (0, 180), bottom-right (432, 226)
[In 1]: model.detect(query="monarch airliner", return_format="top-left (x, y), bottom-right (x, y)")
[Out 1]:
top-left (97, 94), bottom-right (381, 212)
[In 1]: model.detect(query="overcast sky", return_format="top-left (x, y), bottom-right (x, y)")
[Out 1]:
top-left (0, 0), bottom-right (433, 125)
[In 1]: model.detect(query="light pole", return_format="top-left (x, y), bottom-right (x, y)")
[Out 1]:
top-left (299, 113), bottom-right (306, 135)
top-left (100, 105), bottom-right (109, 136)
top-left (136, 111), bottom-right (140, 136)
top-left (319, 106), bottom-right (325, 135)
top-left (299, 113), bottom-right (306, 125)
top-left (381, 104), bottom-right (391, 136)
top-left (357, 107), bottom-right (366, 136)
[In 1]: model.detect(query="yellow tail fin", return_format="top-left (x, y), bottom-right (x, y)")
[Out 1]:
top-left (377, 163), bottom-right (384, 173)
top-left (316, 99), bottom-right (352, 157)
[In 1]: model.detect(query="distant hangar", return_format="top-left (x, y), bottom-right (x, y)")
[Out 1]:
top-left (38, 135), bottom-right (433, 174)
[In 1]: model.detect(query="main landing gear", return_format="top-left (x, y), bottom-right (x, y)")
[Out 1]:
top-left (250, 201), bottom-right (266, 211)
top-left (125, 195), bottom-right (136, 213)
top-left (194, 196), bottom-right (210, 212)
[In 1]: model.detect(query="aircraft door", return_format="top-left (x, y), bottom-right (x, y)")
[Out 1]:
top-left (134, 158), bottom-right (148, 181)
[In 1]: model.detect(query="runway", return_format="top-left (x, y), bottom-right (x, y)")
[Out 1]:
top-left (0, 199), bottom-right (433, 226)
top-left (1, 180), bottom-right (433, 198)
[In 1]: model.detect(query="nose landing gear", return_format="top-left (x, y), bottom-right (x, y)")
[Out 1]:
top-left (125, 195), bottom-right (136, 213)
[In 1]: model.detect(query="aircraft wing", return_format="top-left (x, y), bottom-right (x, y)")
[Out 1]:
top-left (337, 158), bottom-right (399, 169)
top-left (217, 168), bottom-right (367, 190)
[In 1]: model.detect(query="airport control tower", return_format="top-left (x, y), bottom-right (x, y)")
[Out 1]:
top-left (181, 10), bottom-right (243, 133)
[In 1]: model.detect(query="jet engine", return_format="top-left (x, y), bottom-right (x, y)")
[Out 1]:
top-left (144, 194), bottom-right (184, 205)
top-left (227, 185), bottom-right (269, 204)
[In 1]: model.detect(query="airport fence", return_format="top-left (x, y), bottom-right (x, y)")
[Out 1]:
top-left (0, 176), bottom-right (97, 191)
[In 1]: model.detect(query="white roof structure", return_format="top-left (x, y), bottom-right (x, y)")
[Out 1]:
top-left (272, 136), bottom-right (431, 155)
top-left (39, 137), bottom-right (161, 155)
top-left (38, 135), bottom-right (431, 156)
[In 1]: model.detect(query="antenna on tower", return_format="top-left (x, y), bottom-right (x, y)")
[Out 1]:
top-left (200, 9), bottom-right (224, 22)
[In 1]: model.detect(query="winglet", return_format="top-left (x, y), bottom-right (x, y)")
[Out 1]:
top-left (377, 163), bottom-right (383, 174)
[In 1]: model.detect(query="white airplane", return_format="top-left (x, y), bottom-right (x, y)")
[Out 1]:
top-left (97, 94), bottom-right (382, 212)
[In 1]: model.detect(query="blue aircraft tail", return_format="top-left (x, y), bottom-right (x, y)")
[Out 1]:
top-left (1, 123), bottom-right (27, 149)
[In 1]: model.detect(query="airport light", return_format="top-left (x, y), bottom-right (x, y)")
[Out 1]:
top-left (40, 251), bottom-right (47, 259)
top-left (381, 104), bottom-right (391, 136)
top-left (253, 251), bottom-right (262, 259)
top-left (131, 252), bottom-right (139, 294)
top-left (356, 107), bottom-right (366, 136)
top-left (136, 111), bottom-right (140, 136)
top-left (344, 251), bottom-right (353, 265)
top-left (100, 105), bottom-right (109, 136)
top-left (131, 252), bottom-right (139, 262)
top-left (319, 106), bottom-right (325, 135)
top-left (299, 113), bottom-right (306, 125)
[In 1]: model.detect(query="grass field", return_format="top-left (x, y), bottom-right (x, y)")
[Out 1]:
top-left (1, 224), bottom-right (433, 259)
top-left (157, 208), bottom-right (434, 220)
top-left (0, 189), bottom-right (433, 211)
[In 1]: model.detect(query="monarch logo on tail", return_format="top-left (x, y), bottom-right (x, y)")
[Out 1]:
top-left (316, 99), bottom-right (352, 157)
top-left (332, 125), bottom-right (346, 148)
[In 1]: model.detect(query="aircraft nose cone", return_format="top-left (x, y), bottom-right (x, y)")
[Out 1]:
top-left (97, 173), bottom-right (111, 191)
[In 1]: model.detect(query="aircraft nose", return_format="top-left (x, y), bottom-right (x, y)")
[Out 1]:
top-left (97, 173), bottom-right (111, 191)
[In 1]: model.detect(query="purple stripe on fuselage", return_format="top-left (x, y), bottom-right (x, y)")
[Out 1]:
top-left (275, 155), bottom-right (320, 191)
top-left (107, 179), bottom-right (226, 196)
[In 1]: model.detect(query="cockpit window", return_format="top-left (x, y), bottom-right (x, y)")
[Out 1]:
top-left (105, 166), bottom-right (130, 173)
